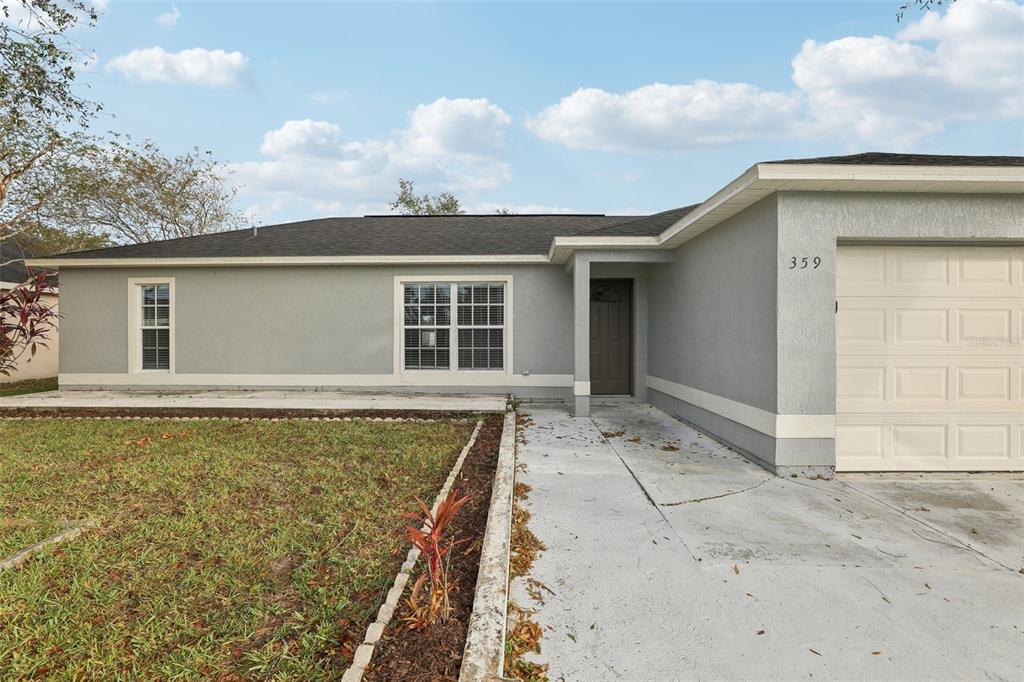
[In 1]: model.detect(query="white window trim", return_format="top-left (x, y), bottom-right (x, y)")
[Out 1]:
top-left (127, 277), bottom-right (175, 375)
top-left (393, 275), bottom-right (513, 379)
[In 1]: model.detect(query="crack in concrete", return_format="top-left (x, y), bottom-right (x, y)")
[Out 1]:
top-left (660, 478), bottom-right (771, 507)
top-left (591, 418), bottom-right (697, 559)
top-left (839, 480), bottom-right (1020, 574)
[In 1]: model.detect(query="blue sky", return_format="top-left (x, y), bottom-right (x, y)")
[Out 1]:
top-left (71, 0), bottom-right (1023, 223)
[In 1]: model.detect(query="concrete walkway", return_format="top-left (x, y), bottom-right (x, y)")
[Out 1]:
top-left (512, 401), bottom-right (1023, 681)
top-left (0, 390), bottom-right (507, 412)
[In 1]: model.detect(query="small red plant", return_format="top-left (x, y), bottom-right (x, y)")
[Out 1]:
top-left (401, 489), bottom-right (470, 630)
top-left (0, 272), bottom-right (57, 376)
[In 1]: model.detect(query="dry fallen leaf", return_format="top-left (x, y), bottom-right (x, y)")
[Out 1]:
top-left (809, 648), bottom-right (821, 656)
top-left (756, 629), bottom-right (766, 635)
top-left (871, 651), bottom-right (882, 656)
top-left (733, 564), bottom-right (740, 575)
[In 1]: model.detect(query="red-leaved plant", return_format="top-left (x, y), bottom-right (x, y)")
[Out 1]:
top-left (401, 489), bottom-right (470, 630)
top-left (0, 272), bottom-right (57, 376)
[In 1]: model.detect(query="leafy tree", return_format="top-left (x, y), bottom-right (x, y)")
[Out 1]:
top-left (1, 0), bottom-right (99, 373)
top-left (1, 0), bottom-right (100, 247)
top-left (388, 179), bottom-right (515, 216)
top-left (389, 178), bottom-right (464, 216)
top-left (48, 137), bottom-right (246, 244)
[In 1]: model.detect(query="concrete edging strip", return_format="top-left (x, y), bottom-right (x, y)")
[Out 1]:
top-left (0, 520), bottom-right (99, 571)
top-left (342, 418), bottom-right (485, 682)
top-left (459, 410), bottom-right (517, 682)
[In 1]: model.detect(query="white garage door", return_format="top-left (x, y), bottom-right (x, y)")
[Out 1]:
top-left (836, 245), bottom-right (1024, 472)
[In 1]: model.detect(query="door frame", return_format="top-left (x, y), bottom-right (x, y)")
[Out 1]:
top-left (590, 278), bottom-right (634, 396)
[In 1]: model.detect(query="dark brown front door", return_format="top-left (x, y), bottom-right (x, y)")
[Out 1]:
top-left (590, 279), bottom-right (632, 395)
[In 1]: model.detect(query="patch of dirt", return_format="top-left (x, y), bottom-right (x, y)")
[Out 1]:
top-left (362, 413), bottom-right (504, 682)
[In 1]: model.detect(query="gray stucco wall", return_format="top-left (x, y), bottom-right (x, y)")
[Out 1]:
top-left (646, 195), bottom-right (781, 470)
top-left (648, 194), bottom-right (779, 411)
top-left (776, 191), bottom-right (1024, 417)
top-left (58, 264), bottom-right (574, 388)
top-left (648, 191), bottom-right (1024, 475)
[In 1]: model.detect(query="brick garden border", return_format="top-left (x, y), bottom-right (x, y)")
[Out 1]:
top-left (341, 419), bottom-right (485, 682)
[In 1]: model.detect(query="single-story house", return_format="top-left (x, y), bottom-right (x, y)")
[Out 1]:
top-left (29, 153), bottom-right (1024, 475)
top-left (0, 259), bottom-right (59, 383)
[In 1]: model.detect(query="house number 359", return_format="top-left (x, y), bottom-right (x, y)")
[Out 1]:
top-left (788, 256), bottom-right (821, 269)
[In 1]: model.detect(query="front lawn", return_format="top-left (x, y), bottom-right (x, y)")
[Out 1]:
top-left (0, 417), bottom-right (476, 679)
top-left (0, 376), bottom-right (58, 397)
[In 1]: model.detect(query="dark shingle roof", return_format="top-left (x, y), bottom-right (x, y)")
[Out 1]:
top-left (765, 152), bottom-right (1024, 167)
top-left (0, 259), bottom-right (30, 284)
top-left (43, 153), bottom-right (1021, 261)
top-left (46, 214), bottom-right (647, 259)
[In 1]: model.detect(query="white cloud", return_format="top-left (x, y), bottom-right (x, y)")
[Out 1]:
top-left (530, 0), bottom-right (1023, 151)
top-left (107, 47), bottom-right (249, 87)
top-left (231, 97), bottom-right (513, 221)
top-left (529, 82), bottom-right (801, 152)
top-left (156, 4), bottom-right (181, 28)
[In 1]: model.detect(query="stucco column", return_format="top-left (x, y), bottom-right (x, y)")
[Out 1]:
top-left (572, 255), bottom-right (590, 417)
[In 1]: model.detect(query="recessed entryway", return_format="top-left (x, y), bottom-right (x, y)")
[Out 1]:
top-left (836, 245), bottom-right (1023, 472)
top-left (590, 279), bottom-right (632, 395)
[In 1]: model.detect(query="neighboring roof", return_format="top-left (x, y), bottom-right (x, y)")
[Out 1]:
top-left (0, 259), bottom-right (30, 286)
top-left (41, 214), bottom-right (645, 260)
top-left (765, 152), bottom-right (1024, 167)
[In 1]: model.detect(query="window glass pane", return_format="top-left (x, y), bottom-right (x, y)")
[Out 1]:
top-left (419, 307), bottom-right (435, 325)
top-left (420, 330), bottom-right (437, 348)
top-left (473, 307), bottom-right (488, 325)
top-left (489, 286), bottom-right (504, 304)
top-left (489, 329), bottom-right (503, 347)
top-left (472, 285), bottom-right (487, 303)
top-left (405, 306), bottom-right (418, 325)
top-left (142, 307), bottom-right (156, 326)
top-left (489, 306), bottom-right (503, 325)
top-left (488, 349), bottom-right (503, 369)
top-left (437, 286), bottom-right (451, 304)
top-left (142, 348), bottom-right (158, 369)
top-left (458, 329), bottom-right (471, 347)
top-left (156, 329), bottom-right (169, 348)
top-left (457, 285), bottom-right (471, 303)
top-left (405, 329), bottom-right (419, 348)
top-left (437, 306), bottom-right (450, 325)
top-left (142, 286), bottom-right (156, 305)
top-left (405, 348), bottom-right (419, 369)
top-left (156, 348), bottom-right (170, 370)
top-left (437, 329), bottom-right (450, 348)
top-left (404, 286), bottom-right (418, 304)
top-left (421, 349), bottom-right (435, 367)
top-left (473, 349), bottom-right (487, 367)
top-left (457, 305), bottom-right (472, 325)
top-left (437, 349), bottom-right (450, 367)
top-left (156, 306), bottom-right (170, 327)
top-left (142, 329), bottom-right (158, 348)
top-left (156, 284), bottom-right (170, 304)
top-left (458, 348), bottom-right (472, 369)
top-left (422, 286), bottom-right (435, 304)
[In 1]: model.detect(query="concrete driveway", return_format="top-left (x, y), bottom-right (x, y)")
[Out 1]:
top-left (512, 401), bottom-right (1023, 681)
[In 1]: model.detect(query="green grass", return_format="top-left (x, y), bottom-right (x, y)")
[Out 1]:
top-left (0, 376), bottom-right (58, 396)
top-left (0, 417), bottom-right (475, 680)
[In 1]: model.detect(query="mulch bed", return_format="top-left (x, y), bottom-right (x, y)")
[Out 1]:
top-left (363, 413), bottom-right (504, 682)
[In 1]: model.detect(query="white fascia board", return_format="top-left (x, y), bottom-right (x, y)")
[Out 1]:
top-left (547, 236), bottom-right (661, 263)
top-left (25, 254), bottom-right (551, 268)
top-left (756, 163), bottom-right (1024, 184)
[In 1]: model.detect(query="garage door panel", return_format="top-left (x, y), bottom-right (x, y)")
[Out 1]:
top-left (837, 246), bottom-right (1023, 472)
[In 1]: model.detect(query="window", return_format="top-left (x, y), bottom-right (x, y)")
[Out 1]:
top-left (139, 283), bottom-right (171, 371)
top-left (457, 284), bottom-right (504, 370)
top-left (401, 281), bottom-right (506, 372)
